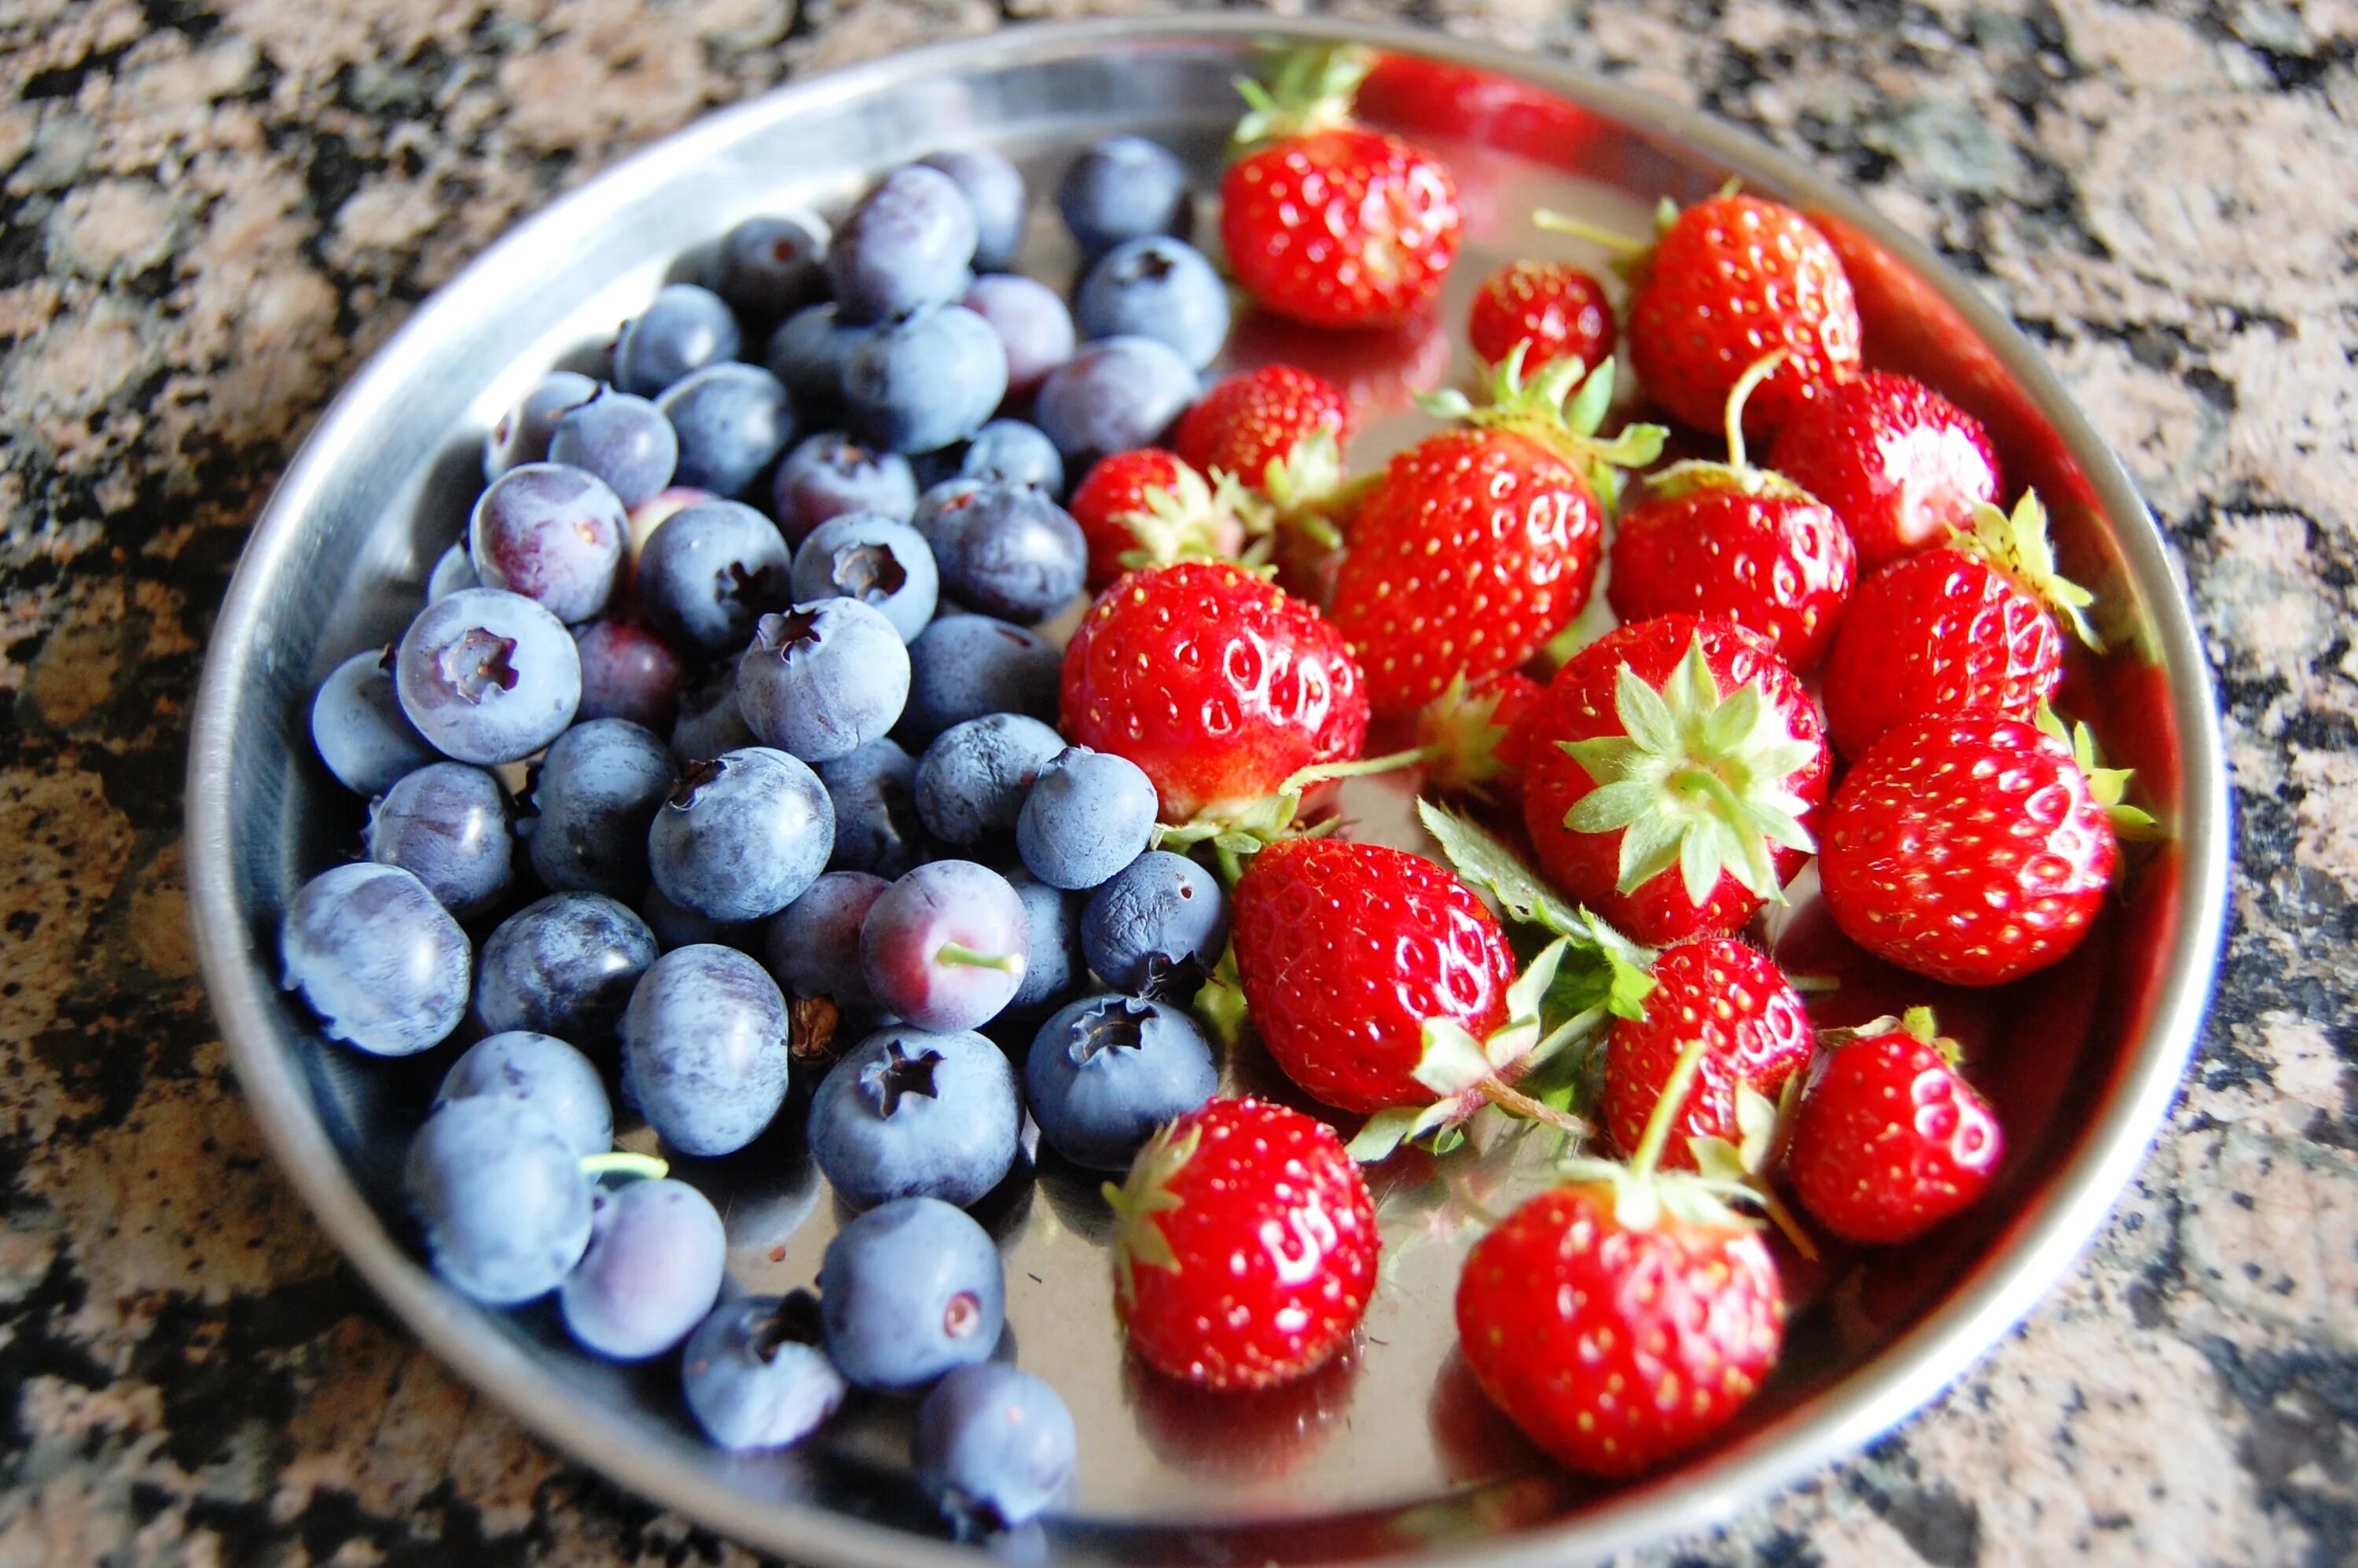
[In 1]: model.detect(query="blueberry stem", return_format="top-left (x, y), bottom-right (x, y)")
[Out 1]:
top-left (935, 942), bottom-right (1024, 975)
top-left (579, 1151), bottom-right (670, 1182)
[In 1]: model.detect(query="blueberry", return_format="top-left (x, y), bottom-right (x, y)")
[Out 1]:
top-left (560, 1177), bottom-right (728, 1360)
top-left (615, 283), bottom-right (741, 397)
top-left (1026, 994), bottom-right (1216, 1170)
top-left (713, 212), bottom-right (830, 325)
top-left (815, 738), bottom-right (930, 879)
top-left (772, 432), bottom-right (920, 547)
top-left (365, 762), bottom-right (515, 919)
top-left (736, 601), bottom-right (911, 763)
top-left (547, 389), bottom-right (679, 509)
top-left (766, 303), bottom-right (872, 427)
top-left (626, 485), bottom-right (714, 561)
top-left (810, 1026), bottom-right (1020, 1209)
top-left (406, 1097), bottom-right (593, 1305)
top-left (918, 148), bottom-right (1027, 273)
top-left (648, 747), bottom-right (833, 923)
top-left (669, 662), bottom-right (757, 764)
top-left (960, 276), bottom-right (1076, 396)
top-left (642, 881), bottom-right (757, 953)
top-left (817, 1196), bottom-right (1005, 1390)
top-left (789, 514), bottom-right (938, 642)
top-left (899, 615), bottom-right (1060, 747)
top-left (861, 861), bottom-right (1030, 1032)
top-left (468, 464), bottom-right (629, 624)
top-left (914, 1364), bottom-right (1077, 1533)
top-left (620, 943), bottom-right (792, 1156)
top-left (571, 619), bottom-right (686, 735)
top-left (764, 870), bottom-right (887, 1017)
top-left (634, 499), bottom-right (792, 655)
top-left (1056, 135), bottom-right (1192, 258)
top-left (913, 482), bottom-right (1085, 624)
top-left (395, 588), bottom-right (583, 765)
top-left (845, 306), bottom-right (1008, 456)
top-left (436, 1030), bottom-right (614, 1162)
top-left (1034, 337), bottom-right (1198, 468)
top-left (1016, 747), bottom-right (1157, 891)
top-left (1079, 850), bottom-right (1228, 994)
top-left (485, 369), bottom-right (599, 481)
top-left (958, 420), bottom-right (1064, 494)
top-left (312, 647), bottom-right (437, 796)
top-left (681, 1291), bottom-right (847, 1451)
top-left (1077, 237), bottom-right (1230, 370)
top-left (657, 362), bottom-right (795, 497)
top-left (281, 862), bottom-right (470, 1056)
top-left (428, 542), bottom-right (480, 603)
top-left (829, 165), bottom-right (979, 324)
top-left (1005, 872), bottom-right (1083, 1020)
top-left (915, 714), bottom-right (1066, 847)
top-left (475, 891), bottom-right (659, 1052)
top-left (527, 718), bottom-right (674, 897)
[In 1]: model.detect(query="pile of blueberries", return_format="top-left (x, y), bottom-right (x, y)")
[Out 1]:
top-left (282, 134), bottom-right (1234, 1535)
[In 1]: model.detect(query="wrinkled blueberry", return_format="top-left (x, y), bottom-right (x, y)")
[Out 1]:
top-left (281, 862), bottom-right (471, 1056)
top-left (475, 890), bottom-right (659, 1053)
top-left (395, 588), bottom-right (582, 765)
top-left (916, 713), bottom-right (1066, 846)
top-left (736, 600), bottom-right (911, 764)
top-left (818, 1196), bottom-right (1005, 1390)
top-left (1016, 747), bottom-right (1157, 892)
top-left (365, 761), bottom-right (515, 920)
top-left (312, 646), bottom-right (438, 797)
top-left (789, 514), bottom-right (938, 643)
top-left (527, 718), bottom-right (674, 898)
top-left (913, 482), bottom-right (1085, 624)
top-left (406, 1096), bottom-right (592, 1304)
top-left (648, 747), bottom-right (833, 923)
top-left (1080, 850), bottom-right (1228, 994)
top-left (899, 615), bottom-right (1061, 748)
top-left (620, 943), bottom-right (792, 1156)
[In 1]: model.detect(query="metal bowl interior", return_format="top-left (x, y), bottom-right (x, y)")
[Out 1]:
top-left (185, 17), bottom-right (2230, 1567)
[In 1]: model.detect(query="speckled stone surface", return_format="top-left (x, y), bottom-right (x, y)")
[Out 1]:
top-left (0, 0), bottom-right (2351, 1560)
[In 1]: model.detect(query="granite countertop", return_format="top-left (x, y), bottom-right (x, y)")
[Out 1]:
top-left (2, 0), bottom-right (2350, 1559)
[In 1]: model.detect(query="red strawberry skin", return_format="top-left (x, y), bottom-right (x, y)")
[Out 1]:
top-left (1330, 429), bottom-right (1604, 716)
top-left (1456, 1184), bottom-right (1784, 1476)
top-left (1233, 838), bottom-right (1519, 1113)
top-left (1630, 193), bottom-right (1862, 435)
top-left (1766, 372), bottom-right (2002, 571)
top-left (1221, 128), bottom-right (1463, 329)
top-left (1819, 709), bottom-right (2119, 986)
top-left (1821, 549), bottom-right (2064, 759)
top-left (1469, 260), bottom-right (1614, 373)
top-left (1060, 562), bottom-right (1369, 823)
top-left (1788, 1028), bottom-right (2005, 1243)
top-left (1177, 364), bottom-right (1350, 486)
top-left (1607, 489), bottom-right (1857, 672)
top-left (1115, 1098), bottom-right (1379, 1390)
top-left (1603, 938), bottom-right (1813, 1170)
top-left (1515, 615), bottom-right (1831, 945)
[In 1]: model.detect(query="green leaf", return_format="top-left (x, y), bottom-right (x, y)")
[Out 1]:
top-left (1412, 1018), bottom-right (1494, 1096)
top-left (1345, 1107), bottom-right (1420, 1163)
top-left (1735, 1082), bottom-right (1779, 1172)
top-left (1613, 661), bottom-right (1679, 755)
top-left (1563, 777), bottom-right (1652, 834)
top-left (1678, 822), bottom-right (1720, 907)
top-left (1689, 1135), bottom-right (1747, 1184)
top-left (1617, 810), bottom-right (1684, 894)
top-left (1504, 936), bottom-right (1572, 1029)
top-left (1565, 355), bottom-right (1616, 433)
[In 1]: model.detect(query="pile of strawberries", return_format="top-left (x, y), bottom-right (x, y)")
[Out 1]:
top-left (1068, 47), bottom-right (2153, 1482)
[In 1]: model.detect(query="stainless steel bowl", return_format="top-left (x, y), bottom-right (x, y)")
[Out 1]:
top-left (186, 17), bottom-right (2230, 1565)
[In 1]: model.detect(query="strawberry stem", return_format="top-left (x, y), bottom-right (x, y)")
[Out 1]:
top-left (579, 1151), bottom-right (669, 1181)
top-left (1752, 1181), bottom-right (1820, 1262)
top-left (1629, 1037), bottom-right (1711, 1181)
top-left (937, 942), bottom-right (1024, 975)
top-left (1276, 745), bottom-right (1440, 795)
top-left (1532, 207), bottom-right (1647, 256)
top-left (1478, 1078), bottom-right (1594, 1140)
top-left (1720, 349), bottom-right (1787, 473)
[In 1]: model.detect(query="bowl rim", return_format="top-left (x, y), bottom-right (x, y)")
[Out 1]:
top-left (185, 14), bottom-right (2231, 1565)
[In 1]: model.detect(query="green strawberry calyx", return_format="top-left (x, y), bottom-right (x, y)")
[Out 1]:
top-left (1104, 1119), bottom-right (1201, 1302)
top-left (1113, 461), bottom-right (1277, 575)
top-left (1411, 673), bottom-right (1519, 802)
top-left (1558, 1037), bottom-right (1765, 1232)
top-left (1952, 490), bottom-right (2104, 652)
top-left (1155, 747), bottom-right (1431, 882)
top-left (1687, 1070), bottom-right (1820, 1261)
top-left (1419, 345), bottom-right (1667, 506)
top-left (2033, 703), bottom-right (2160, 839)
top-left (1232, 44), bottom-right (1371, 152)
top-left (1258, 427), bottom-right (1352, 553)
top-left (1817, 1006), bottom-right (1961, 1064)
top-left (1559, 633), bottom-right (1820, 909)
top-left (1642, 350), bottom-right (1816, 505)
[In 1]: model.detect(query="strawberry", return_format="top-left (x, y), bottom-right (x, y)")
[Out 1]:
top-left (1232, 838), bottom-right (1519, 1114)
top-left (1412, 670), bottom-right (1544, 802)
top-left (1545, 191), bottom-right (1860, 436)
top-left (1821, 490), bottom-right (2097, 759)
top-left (1329, 351), bottom-right (1663, 717)
top-left (1765, 371), bottom-right (2003, 571)
top-left (1456, 1039), bottom-right (1784, 1476)
top-left (1607, 353), bottom-right (1857, 671)
top-left (1067, 450), bottom-right (1262, 592)
top-left (1515, 615), bottom-right (1831, 946)
top-left (1060, 561), bottom-right (1369, 826)
top-left (1468, 260), bottom-right (1614, 374)
top-left (1602, 937), bottom-right (1811, 1170)
top-left (1108, 1097), bottom-right (1379, 1390)
top-left (1229, 307), bottom-right (1456, 427)
top-left (1176, 364), bottom-right (1352, 496)
top-left (1819, 708), bottom-right (2143, 986)
top-left (1786, 1008), bottom-right (2004, 1243)
top-left (1221, 47), bottom-right (1463, 329)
